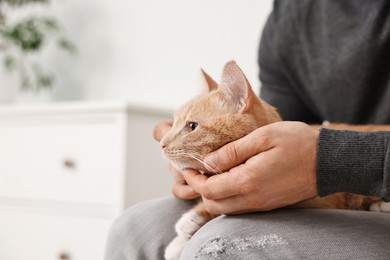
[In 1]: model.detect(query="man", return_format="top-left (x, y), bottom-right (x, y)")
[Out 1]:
top-left (105, 1), bottom-right (390, 259)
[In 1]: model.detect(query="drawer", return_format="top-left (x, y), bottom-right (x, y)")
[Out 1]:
top-left (0, 209), bottom-right (111, 260)
top-left (0, 114), bottom-right (124, 205)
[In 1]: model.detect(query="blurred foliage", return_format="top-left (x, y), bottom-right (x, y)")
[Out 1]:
top-left (0, 0), bottom-right (76, 91)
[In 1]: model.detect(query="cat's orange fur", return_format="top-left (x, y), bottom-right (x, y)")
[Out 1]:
top-left (162, 62), bottom-right (281, 173)
top-left (161, 60), bottom-right (389, 260)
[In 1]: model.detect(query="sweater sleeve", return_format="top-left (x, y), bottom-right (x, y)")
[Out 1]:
top-left (317, 128), bottom-right (390, 201)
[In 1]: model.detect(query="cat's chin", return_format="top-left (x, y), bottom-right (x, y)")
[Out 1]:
top-left (171, 164), bottom-right (217, 176)
top-left (170, 160), bottom-right (208, 173)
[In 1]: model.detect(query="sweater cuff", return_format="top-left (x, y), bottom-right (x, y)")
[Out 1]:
top-left (317, 128), bottom-right (390, 201)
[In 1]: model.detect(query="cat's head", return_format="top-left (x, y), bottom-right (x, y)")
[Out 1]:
top-left (161, 61), bottom-right (281, 173)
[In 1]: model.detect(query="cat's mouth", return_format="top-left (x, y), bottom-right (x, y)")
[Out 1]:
top-left (164, 151), bottom-right (224, 176)
top-left (171, 159), bottom-right (222, 176)
top-left (163, 148), bottom-right (209, 171)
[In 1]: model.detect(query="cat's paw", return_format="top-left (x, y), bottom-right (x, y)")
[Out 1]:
top-left (164, 210), bottom-right (206, 260)
top-left (165, 236), bottom-right (188, 260)
top-left (175, 210), bottom-right (205, 239)
top-left (369, 201), bottom-right (390, 213)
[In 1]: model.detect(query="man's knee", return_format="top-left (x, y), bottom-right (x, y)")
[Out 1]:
top-left (104, 197), bottom-right (195, 260)
top-left (182, 209), bottom-right (390, 260)
top-left (104, 201), bottom-right (152, 260)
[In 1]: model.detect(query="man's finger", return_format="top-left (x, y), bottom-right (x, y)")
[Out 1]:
top-left (172, 183), bottom-right (200, 200)
top-left (204, 128), bottom-right (272, 172)
top-left (183, 165), bottom-right (246, 200)
top-left (202, 194), bottom-right (253, 215)
top-left (181, 169), bottom-right (208, 194)
top-left (203, 191), bottom-right (276, 215)
top-left (153, 121), bottom-right (173, 141)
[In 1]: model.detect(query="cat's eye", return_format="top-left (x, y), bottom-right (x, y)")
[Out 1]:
top-left (187, 121), bottom-right (198, 132)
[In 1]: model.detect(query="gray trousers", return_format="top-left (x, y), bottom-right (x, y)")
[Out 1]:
top-left (105, 197), bottom-right (390, 260)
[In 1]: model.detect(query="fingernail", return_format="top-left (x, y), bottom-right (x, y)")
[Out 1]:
top-left (204, 153), bottom-right (218, 171)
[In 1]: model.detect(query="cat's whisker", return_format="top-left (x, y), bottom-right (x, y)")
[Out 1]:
top-left (176, 150), bottom-right (204, 166)
top-left (202, 158), bottom-right (223, 175)
top-left (180, 150), bottom-right (224, 175)
top-left (168, 149), bottom-right (224, 175)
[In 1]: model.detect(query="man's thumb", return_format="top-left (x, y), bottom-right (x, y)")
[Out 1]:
top-left (204, 142), bottom-right (245, 173)
top-left (204, 129), bottom-right (268, 173)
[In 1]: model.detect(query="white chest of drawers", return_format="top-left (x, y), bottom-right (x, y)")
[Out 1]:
top-left (0, 102), bottom-right (172, 260)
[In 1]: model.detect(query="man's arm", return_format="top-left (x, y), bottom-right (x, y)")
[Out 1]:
top-left (318, 129), bottom-right (390, 201)
top-left (182, 122), bottom-right (390, 214)
top-left (258, 5), bottom-right (390, 204)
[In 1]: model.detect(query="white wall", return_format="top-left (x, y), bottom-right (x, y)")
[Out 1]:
top-left (46, 0), bottom-right (273, 110)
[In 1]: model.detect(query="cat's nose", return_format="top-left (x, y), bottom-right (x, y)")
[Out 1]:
top-left (160, 141), bottom-right (167, 149)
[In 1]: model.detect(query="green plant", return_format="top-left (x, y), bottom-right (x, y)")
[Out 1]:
top-left (0, 0), bottom-right (75, 91)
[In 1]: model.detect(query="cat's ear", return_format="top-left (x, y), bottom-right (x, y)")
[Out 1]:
top-left (200, 69), bottom-right (218, 92)
top-left (219, 60), bottom-right (255, 112)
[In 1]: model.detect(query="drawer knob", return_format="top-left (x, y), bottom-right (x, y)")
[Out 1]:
top-left (59, 252), bottom-right (71, 260)
top-left (63, 159), bottom-right (76, 169)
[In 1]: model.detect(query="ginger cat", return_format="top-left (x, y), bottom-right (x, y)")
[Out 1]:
top-left (160, 61), bottom-right (390, 260)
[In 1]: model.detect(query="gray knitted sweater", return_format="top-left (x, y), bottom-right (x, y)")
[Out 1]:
top-left (258, 0), bottom-right (390, 201)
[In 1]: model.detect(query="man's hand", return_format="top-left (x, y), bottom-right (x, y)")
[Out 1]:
top-left (182, 121), bottom-right (319, 214)
top-left (154, 121), bottom-right (200, 200)
top-left (168, 163), bottom-right (200, 199)
top-left (153, 121), bottom-right (173, 142)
